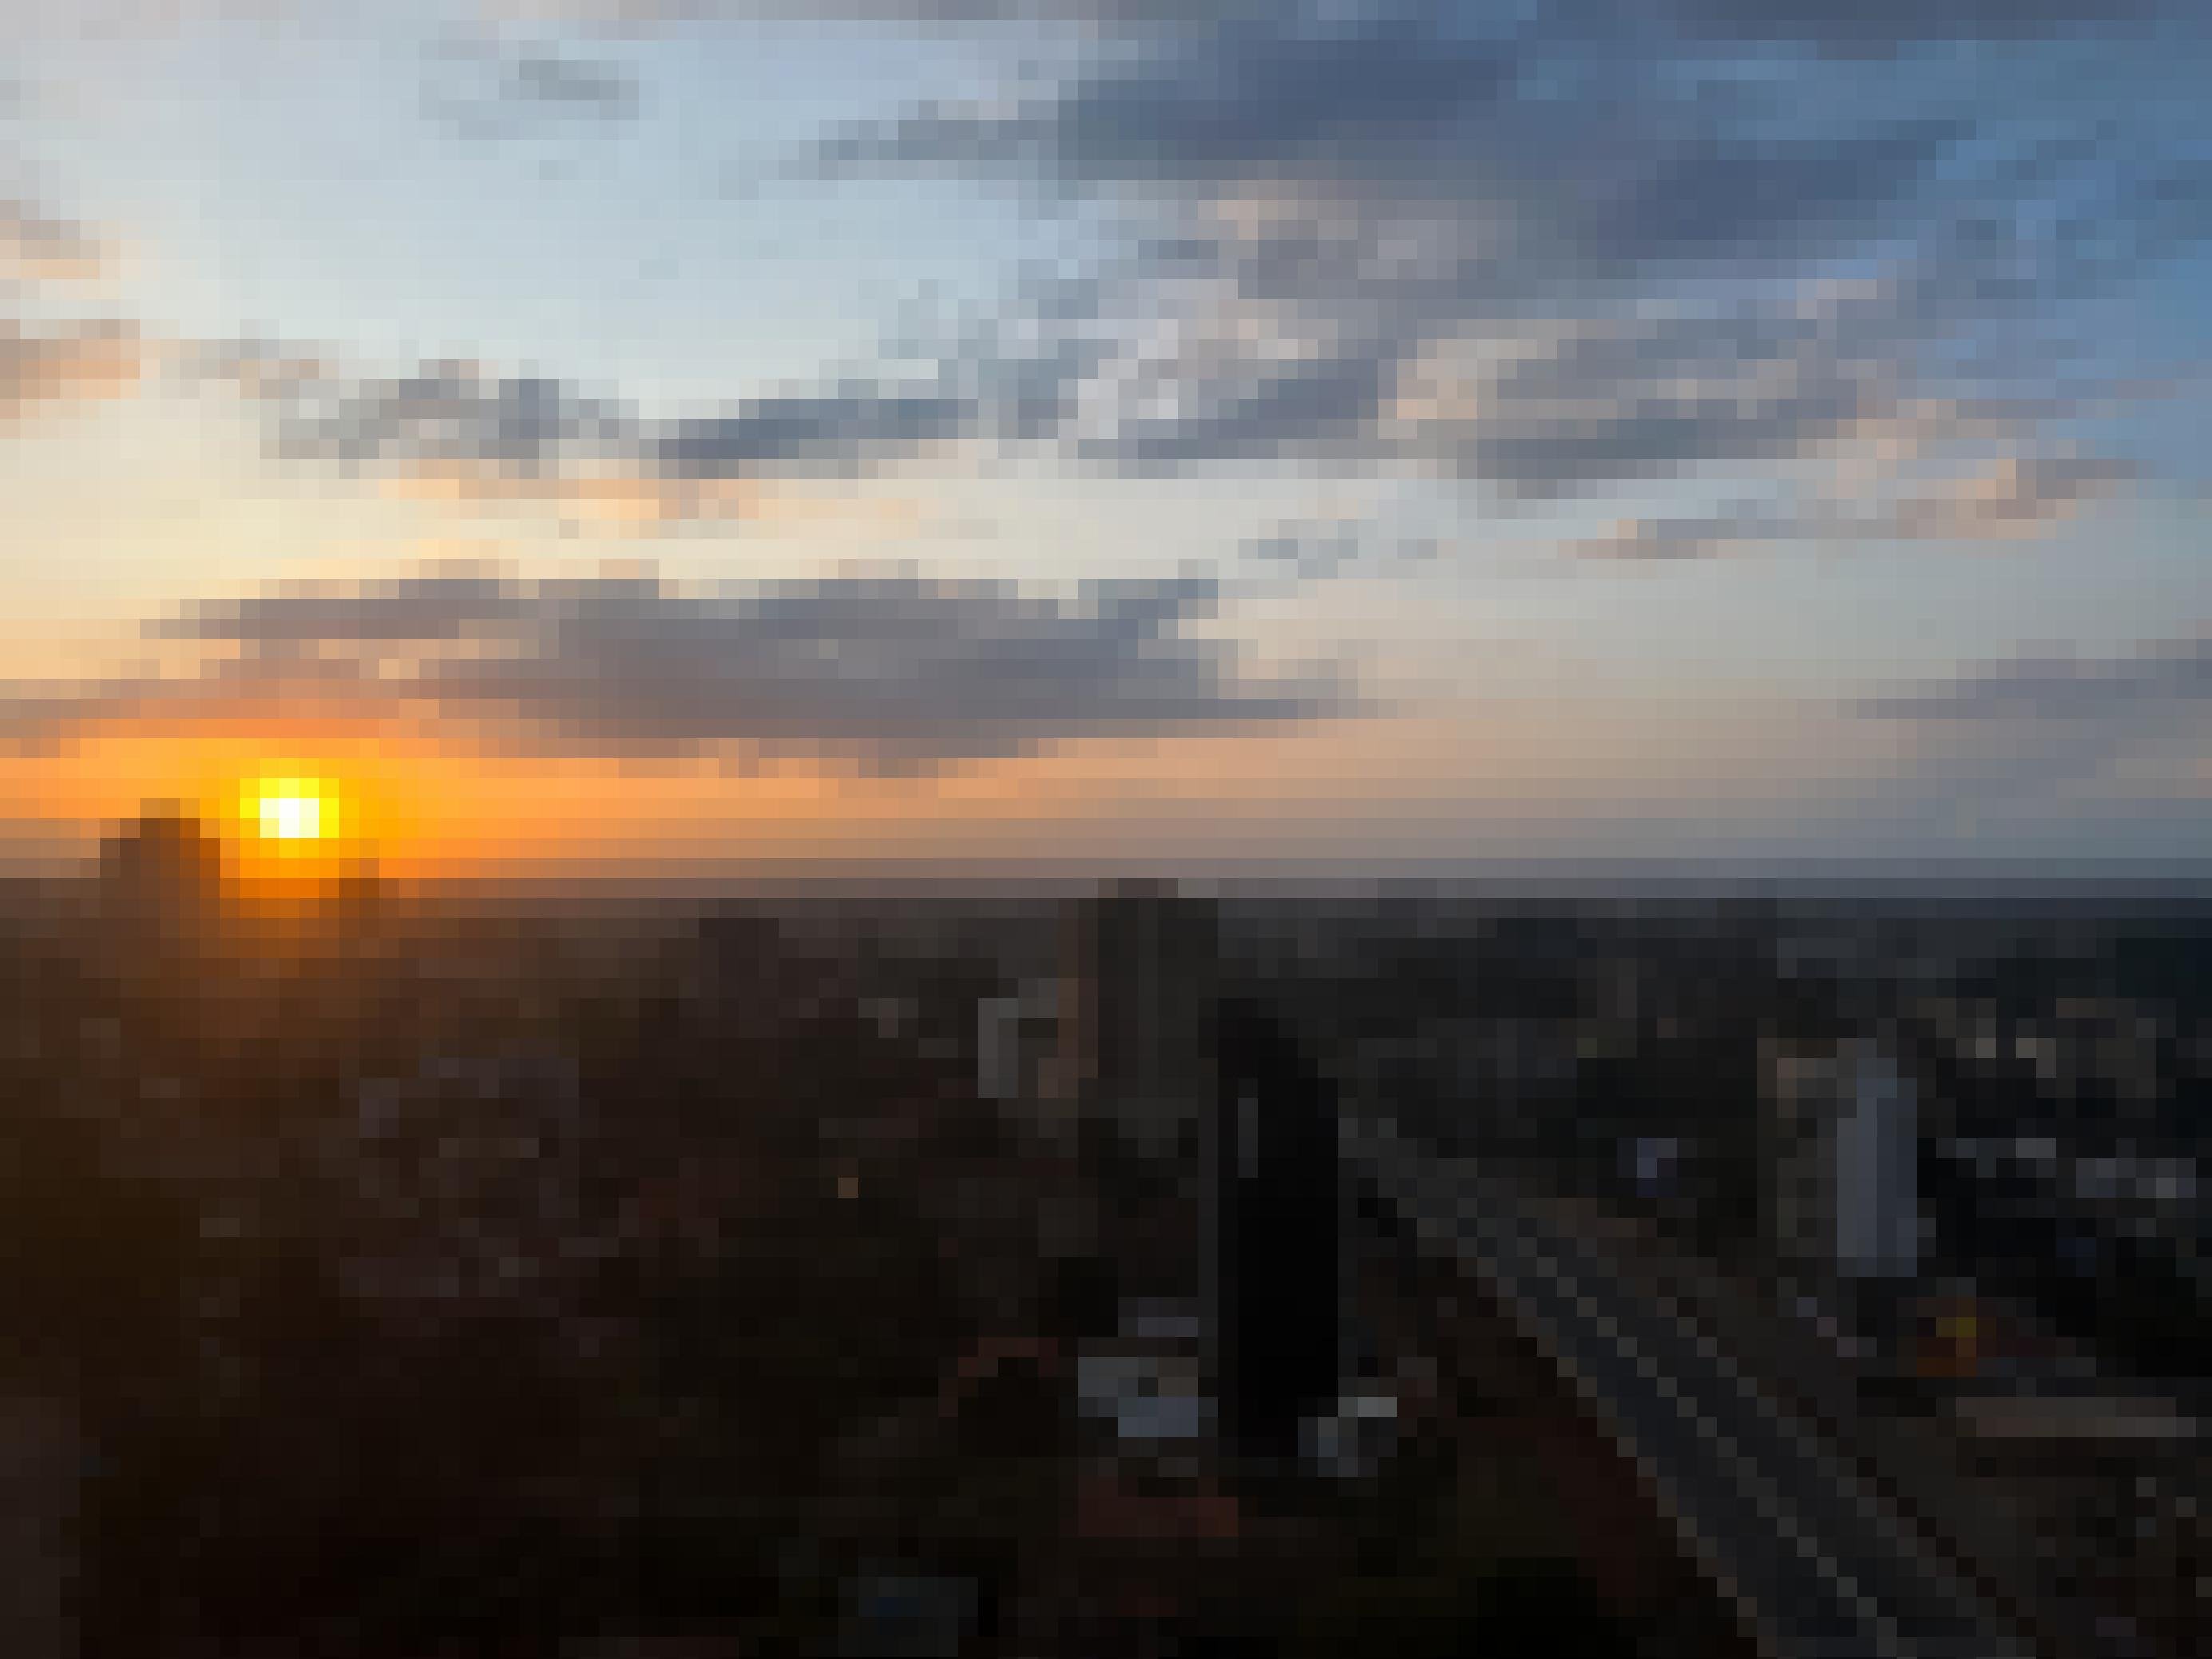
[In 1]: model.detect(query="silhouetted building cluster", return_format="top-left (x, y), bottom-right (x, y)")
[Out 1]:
top-left (10, 822), bottom-right (2210, 1657)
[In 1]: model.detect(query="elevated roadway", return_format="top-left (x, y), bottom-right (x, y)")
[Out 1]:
top-left (1345, 1115), bottom-right (2033, 1659)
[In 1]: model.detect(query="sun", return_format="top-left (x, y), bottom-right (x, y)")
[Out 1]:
top-left (241, 774), bottom-right (343, 853)
top-left (258, 787), bottom-right (325, 843)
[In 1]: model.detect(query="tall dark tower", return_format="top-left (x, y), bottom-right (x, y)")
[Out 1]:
top-left (1207, 994), bottom-right (1342, 1464)
top-left (1064, 880), bottom-right (1219, 1161)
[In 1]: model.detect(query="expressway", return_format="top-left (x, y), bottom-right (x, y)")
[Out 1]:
top-left (1345, 1115), bottom-right (2033, 1659)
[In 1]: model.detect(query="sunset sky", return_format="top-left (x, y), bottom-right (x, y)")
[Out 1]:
top-left (2, 1), bottom-right (2208, 879)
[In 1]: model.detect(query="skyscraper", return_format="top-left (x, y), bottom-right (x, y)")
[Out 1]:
top-left (1207, 995), bottom-right (1343, 1464)
top-left (1062, 881), bottom-right (1219, 1161)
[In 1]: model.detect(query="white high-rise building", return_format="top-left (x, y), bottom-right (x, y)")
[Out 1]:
top-left (1764, 1037), bottom-right (1921, 1281)
top-left (1835, 1045), bottom-right (1919, 1279)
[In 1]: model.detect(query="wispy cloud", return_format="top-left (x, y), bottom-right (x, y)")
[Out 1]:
top-left (502, 1), bottom-right (2191, 50)
top-left (0, 197), bottom-right (113, 283)
top-left (0, 190), bottom-right (141, 422)
top-left (1572, 453), bottom-right (2138, 560)
top-left (1858, 632), bottom-right (2212, 724)
top-left (1839, 624), bottom-right (2212, 852)
top-left (422, 34), bottom-right (640, 141)
top-left (188, 346), bottom-right (977, 530)
top-left (1672, 0), bottom-right (2184, 54)
top-left (0, 319), bottom-right (145, 424)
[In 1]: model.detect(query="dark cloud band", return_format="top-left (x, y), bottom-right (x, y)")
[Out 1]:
top-left (5, 566), bottom-right (1355, 768)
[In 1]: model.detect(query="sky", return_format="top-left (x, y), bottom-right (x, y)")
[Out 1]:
top-left (1, 0), bottom-right (2208, 880)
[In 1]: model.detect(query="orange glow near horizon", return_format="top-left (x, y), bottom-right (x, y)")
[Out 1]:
top-left (216, 769), bottom-right (355, 900)
top-left (0, 707), bottom-right (1623, 883)
top-left (9, 726), bottom-right (1365, 881)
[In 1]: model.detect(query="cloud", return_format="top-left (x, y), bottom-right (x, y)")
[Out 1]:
top-left (0, 198), bottom-right (113, 283)
top-left (1674, 0), bottom-right (2187, 55)
top-left (1572, 453), bottom-right (2138, 560)
top-left (0, 200), bottom-right (140, 426)
top-left (192, 255), bottom-right (2096, 537)
top-left (812, 5), bottom-right (1970, 263)
top-left (1840, 624), bottom-right (2212, 848)
top-left (149, 568), bottom-right (535, 645)
top-left (815, 13), bottom-right (1528, 186)
top-left (3, 564), bottom-right (1354, 768)
top-left (483, 2), bottom-right (1254, 25)
top-left (648, 386), bottom-right (977, 477)
top-left (791, 0), bottom-right (2205, 552)
top-left (1857, 632), bottom-right (2212, 724)
top-left (22, 1), bottom-right (2201, 567)
top-left (1022, 259), bottom-right (2036, 501)
top-left (502, 1), bottom-right (2199, 50)
top-left (820, 10), bottom-right (1967, 271)
top-left (189, 346), bottom-right (980, 529)
top-left (422, 34), bottom-right (641, 140)
top-left (0, 319), bottom-right (145, 423)
top-left (1877, 455), bottom-right (2139, 539)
